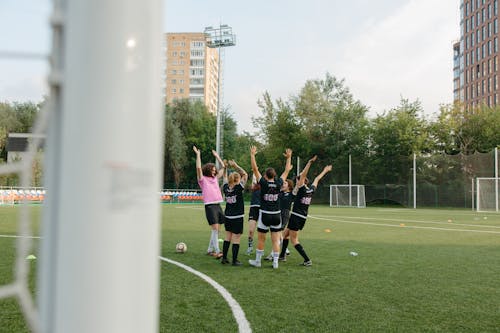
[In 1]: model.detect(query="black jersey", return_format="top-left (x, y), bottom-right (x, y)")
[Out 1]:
top-left (259, 177), bottom-right (283, 213)
top-left (250, 189), bottom-right (261, 207)
top-left (223, 182), bottom-right (245, 218)
top-left (279, 191), bottom-right (294, 210)
top-left (291, 184), bottom-right (316, 218)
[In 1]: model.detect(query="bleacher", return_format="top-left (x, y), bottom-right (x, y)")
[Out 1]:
top-left (0, 188), bottom-right (46, 205)
top-left (0, 187), bottom-right (203, 205)
top-left (160, 189), bottom-right (203, 203)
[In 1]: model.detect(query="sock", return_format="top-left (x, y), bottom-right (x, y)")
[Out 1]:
top-left (222, 240), bottom-right (230, 259)
top-left (255, 249), bottom-right (264, 263)
top-left (295, 243), bottom-right (310, 262)
top-left (272, 251), bottom-right (279, 265)
top-left (232, 243), bottom-right (240, 262)
top-left (211, 230), bottom-right (220, 253)
top-left (280, 239), bottom-right (289, 258)
top-left (248, 237), bottom-right (253, 248)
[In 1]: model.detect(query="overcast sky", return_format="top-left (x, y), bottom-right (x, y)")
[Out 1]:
top-left (0, 0), bottom-right (460, 134)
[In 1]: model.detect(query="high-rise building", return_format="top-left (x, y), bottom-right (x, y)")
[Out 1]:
top-left (456, 0), bottom-right (499, 109)
top-left (164, 33), bottom-right (219, 114)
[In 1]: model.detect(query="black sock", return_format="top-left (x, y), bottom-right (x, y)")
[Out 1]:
top-left (280, 239), bottom-right (289, 258)
top-left (248, 237), bottom-right (253, 247)
top-left (295, 243), bottom-right (310, 262)
top-left (222, 240), bottom-right (230, 259)
top-left (232, 243), bottom-right (240, 262)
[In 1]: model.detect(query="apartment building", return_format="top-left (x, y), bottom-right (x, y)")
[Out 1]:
top-left (165, 33), bottom-right (219, 114)
top-left (456, 0), bottom-right (500, 109)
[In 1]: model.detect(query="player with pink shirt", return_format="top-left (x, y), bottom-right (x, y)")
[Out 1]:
top-left (193, 146), bottom-right (225, 258)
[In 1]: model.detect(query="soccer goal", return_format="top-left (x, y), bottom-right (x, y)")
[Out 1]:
top-left (329, 185), bottom-right (366, 208)
top-left (476, 177), bottom-right (499, 212)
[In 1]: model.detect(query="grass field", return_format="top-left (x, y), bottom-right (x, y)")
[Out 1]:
top-left (1, 204), bottom-right (500, 332)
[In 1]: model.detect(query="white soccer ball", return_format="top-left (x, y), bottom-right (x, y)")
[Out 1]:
top-left (175, 242), bottom-right (187, 253)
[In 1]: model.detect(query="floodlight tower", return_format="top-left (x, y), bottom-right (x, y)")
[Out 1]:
top-left (204, 24), bottom-right (236, 165)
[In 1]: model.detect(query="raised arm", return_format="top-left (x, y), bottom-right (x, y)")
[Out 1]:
top-left (280, 148), bottom-right (293, 181)
top-left (193, 146), bottom-right (202, 180)
top-left (229, 160), bottom-right (248, 184)
top-left (212, 150), bottom-right (226, 179)
top-left (297, 155), bottom-right (317, 187)
top-left (312, 165), bottom-right (333, 188)
top-left (250, 145), bottom-right (261, 181)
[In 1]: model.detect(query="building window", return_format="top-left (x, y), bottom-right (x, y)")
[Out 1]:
top-left (172, 88), bottom-right (176, 94)
top-left (171, 79), bottom-right (176, 84)
top-left (172, 51), bottom-right (177, 57)
top-left (179, 88), bottom-right (184, 94)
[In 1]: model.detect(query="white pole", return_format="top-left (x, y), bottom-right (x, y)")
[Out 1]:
top-left (476, 177), bottom-right (480, 212)
top-left (296, 156), bottom-right (300, 176)
top-left (39, 1), bottom-right (163, 332)
top-left (349, 154), bottom-right (352, 207)
top-left (495, 147), bottom-right (498, 212)
top-left (215, 43), bottom-right (222, 165)
top-left (413, 153), bottom-right (417, 209)
top-left (471, 177), bottom-right (475, 211)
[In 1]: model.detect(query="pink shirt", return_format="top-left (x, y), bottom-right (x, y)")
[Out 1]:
top-left (198, 176), bottom-right (223, 205)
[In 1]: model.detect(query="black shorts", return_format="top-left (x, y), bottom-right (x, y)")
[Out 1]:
top-left (248, 206), bottom-right (259, 221)
top-left (204, 204), bottom-right (225, 225)
top-left (257, 211), bottom-right (282, 233)
top-left (280, 209), bottom-right (290, 230)
top-left (287, 213), bottom-right (306, 231)
top-left (224, 216), bottom-right (244, 234)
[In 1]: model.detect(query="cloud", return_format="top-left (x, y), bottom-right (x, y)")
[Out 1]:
top-left (330, 0), bottom-right (459, 117)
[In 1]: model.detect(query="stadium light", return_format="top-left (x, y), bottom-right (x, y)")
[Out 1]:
top-left (204, 24), bottom-right (236, 165)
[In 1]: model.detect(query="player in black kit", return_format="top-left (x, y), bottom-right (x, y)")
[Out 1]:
top-left (249, 145), bottom-right (292, 269)
top-left (279, 155), bottom-right (332, 266)
top-left (221, 160), bottom-right (248, 266)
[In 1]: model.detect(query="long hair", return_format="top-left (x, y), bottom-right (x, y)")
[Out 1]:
top-left (202, 163), bottom-right (216, 177)
top-left (228, 172), bottom-right (241, 187)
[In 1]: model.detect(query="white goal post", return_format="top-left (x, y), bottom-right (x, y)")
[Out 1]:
top-left (329, 185), bottom-right (366, 208)
top-left (476, 177), bottom-right (499, 212)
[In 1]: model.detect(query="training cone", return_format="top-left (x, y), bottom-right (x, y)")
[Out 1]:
top-left (26, 254), bottom-right (37, 260)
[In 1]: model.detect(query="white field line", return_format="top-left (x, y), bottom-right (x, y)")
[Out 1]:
top-left (310, 215), bottom-right (500, 234)
top-left (159, 256), bottom-right (252, 333)
top-left (314, 214), bottom-right (500, 229)
top-left (376, 208), bottom-right (499, 216)
top-left (0, 234), bottom-right (40, 239)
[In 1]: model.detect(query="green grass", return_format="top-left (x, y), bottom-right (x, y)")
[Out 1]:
top-left (1, 205), bottom-right (500, 332)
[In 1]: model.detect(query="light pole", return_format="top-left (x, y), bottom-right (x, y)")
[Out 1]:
top-left (204, 24), bottom-right (236, 165)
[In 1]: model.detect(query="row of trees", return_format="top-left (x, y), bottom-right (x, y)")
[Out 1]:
top-left (164, 73), bottom-right (500, 189)
top-left (1, 73), bottom-right (499, 192)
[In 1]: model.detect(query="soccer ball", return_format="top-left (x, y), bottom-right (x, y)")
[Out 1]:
top-left (175, 242), bottom-right (187, 253)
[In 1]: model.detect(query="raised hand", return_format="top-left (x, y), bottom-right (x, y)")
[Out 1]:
top-left (250, 145), bottom-right (257, 155)
top-left (283, 148), bottom-right (292, 158)
top-left (193, 146), bottom-right (200, 155)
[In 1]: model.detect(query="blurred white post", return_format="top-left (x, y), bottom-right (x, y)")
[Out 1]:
top-left (38, 1), bottom-right (164, 332)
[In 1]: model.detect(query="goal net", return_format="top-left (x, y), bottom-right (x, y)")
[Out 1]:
top-left (476, 177), bottom-right (499, 212)
top-left (330, 185), bottom-right (366, 208)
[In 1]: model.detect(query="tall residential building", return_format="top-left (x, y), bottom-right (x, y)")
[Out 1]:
top-left (456, 0), bottom-right (500, 109)
top-left (164, 33), bottom-right (219, 114)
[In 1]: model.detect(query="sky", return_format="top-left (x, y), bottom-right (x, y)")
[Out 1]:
top-left (0, 0), bottom-right (460, 134)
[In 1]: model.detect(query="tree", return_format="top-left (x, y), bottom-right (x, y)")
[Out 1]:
top-left (368, 98), bottom-right (431, 184)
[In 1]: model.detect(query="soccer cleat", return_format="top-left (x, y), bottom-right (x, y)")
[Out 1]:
top-left (286, 248), bottom-right (291, 256)
top-left (232, 260), bottom-right (242, 266)
top-left (221, 258), bottom-right (230, 264)
top-left (206, 251), bottom-right (215, 256)
top-left (264, 254), bottom-right (273, 261)
top-left (301, 260), bottom-right (312, 267)
top-left (213, 252), bottom-right (223, 259)
top-left (272, 261), bottom-right (279, 269)
top-left (278, 256), bottom-right (286, 262)
top-left (248, 259), bottom-right (261, 267)
top-left (246, 247), bottom-right (253, 255)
